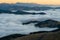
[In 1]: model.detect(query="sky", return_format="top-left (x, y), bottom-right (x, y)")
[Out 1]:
top-left (0, 0), bottom-right (60, 5)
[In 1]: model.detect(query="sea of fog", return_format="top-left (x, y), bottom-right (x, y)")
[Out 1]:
top-left (0, 9), bottom-right (60, 37)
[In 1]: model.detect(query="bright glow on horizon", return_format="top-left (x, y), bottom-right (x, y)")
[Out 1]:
top-left (0, 0), bottom-right (60, 5)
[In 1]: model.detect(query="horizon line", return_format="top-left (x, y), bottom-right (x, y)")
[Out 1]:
top-left (0, 2), bottom-right (60, 6)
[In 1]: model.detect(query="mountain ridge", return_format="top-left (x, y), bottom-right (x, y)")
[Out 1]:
top-left (0, 3), bottom-right (59, 10)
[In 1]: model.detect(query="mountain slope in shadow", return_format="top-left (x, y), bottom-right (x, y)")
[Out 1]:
top-left (13, 29), bottom-right (60, 40)
top-left (35, 19), bottom-right (60, 28)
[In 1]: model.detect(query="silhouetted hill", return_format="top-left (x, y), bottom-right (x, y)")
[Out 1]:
top-left (22, 19), bottom-right (60, 28)
top-left (0, 9), bottom-right (46, 15)
top-left (0, 9), bottom-right (11, 13)
top-left (0, 3), bottom-right (54, 10)
top-left (0, 34), bottom-right (26, 40)
top-left (35, 19), bottom-right (60, 28)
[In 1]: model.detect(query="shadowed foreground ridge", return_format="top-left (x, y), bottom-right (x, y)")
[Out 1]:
top-left (0, 34), bottom-right (26, 40)
top-left (14, 29), bottom-right (60, 40)
top-left (0, 29), bottom-right (60, 40)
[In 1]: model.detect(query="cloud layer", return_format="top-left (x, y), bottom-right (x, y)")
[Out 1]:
top-left (0, 9), bottom-right (60, 37)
